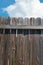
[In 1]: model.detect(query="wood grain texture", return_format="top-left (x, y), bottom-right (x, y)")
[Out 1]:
top-left (12, 18), bottom-right (17, 25)
top-left (0, 17), bottom-right (42, 26)
top-left (23, 30), bottom-right (30, 65)
top-left (9, 33), bottom-right (16, 65)
top-left (33, 34), bottom-right (41, 65)
top-left (17, 17), bottom-right (23, 25)
top-left (30, 34), bottom-right (34, 65)
top-left (0, 17), bottom-right (4, 25)
top-left (0, 17), bottom-right (43, 65)
top-left (4, 34), bottom-right (10, 65)
top-left (23, 18), bottom-right (30, 25)
top-left (16, 30), bottom-right (23, 65)
top-left (0, 34), bottom-right (3, 65)
top-left (30, 18), bottom-right (35, 26)
top-left (41, 19), bottom-right (43, 26)
top-left (35, 18), bottom-right (41, 26)
top-left (40, 30), bottom-right (43, 65)
top-left (5, 17), bottom-right (10, 25)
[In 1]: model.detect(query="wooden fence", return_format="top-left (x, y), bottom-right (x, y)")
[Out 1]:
top-left (0, 17), bottom-right (43, 65)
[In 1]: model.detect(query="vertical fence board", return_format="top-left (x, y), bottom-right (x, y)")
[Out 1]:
top-left (33, 34), bottom-right (41, 65)
top-left (17, 17), bottom-right (23, 25)
top-left (0, 17), bottom-right (4, 25)
top-left (41, 30), bottom-right (43, 65)
top-left (23, 30), bottom-right (30, 65)
top-left (23, 18), bottom-right (30, 25)
top-left (30, 34), bottom-right (34, 65)
top-left (2, 29), bottom-right (5, 65)
top-left (9, 30), bottom-right (16, 65)
top-left (41, 19), bottom-right (43, 26)
top-left (35, 18), bottom-right (41, 26)
top-left (12, 18), bottom-right (17, 25)
top-left (5, 17), bottom-right (10, 25)
top-left (0, 30), bottom-right (3, 65)
top-left (4, 17), bottom-right (10, 65)
top-left (0, 17), bottom-right (4, 65)
top-left (16, 29), bottom-right (23, 65)
top-left (30, 18), bottom-right (35, 26)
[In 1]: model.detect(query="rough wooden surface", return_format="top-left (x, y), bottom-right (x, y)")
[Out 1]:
top-left (0, 29), bottom-right (43, 65)
top-left (0, 17), bottom-right (4, 25)
top-left (40, 30), bottom-right (43, 65)
top-left (9, 30), bottom-right (16, 65)
top-left (0, 17), bottom-right (43, 65)
top-left (0, 17), bottom-right (43, 29)
top-left (16, 30), bottom-right (23, 65)
top-left (30, 34), bottom-right (34, 65)
top-left (33, 34), bottom-right (41, 65)
top-left (0, 34), bottom-right (3, 65)
top-left (5, 17), bottom-right (10, 25)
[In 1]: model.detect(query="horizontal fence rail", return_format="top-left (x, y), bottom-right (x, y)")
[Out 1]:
top-left (0, 17), bottom-right (43, 29)
top-left (0, 17), bottom-right (43, 65)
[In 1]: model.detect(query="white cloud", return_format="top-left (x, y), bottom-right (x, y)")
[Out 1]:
top-left (2, 0), bottom-right (43, 18)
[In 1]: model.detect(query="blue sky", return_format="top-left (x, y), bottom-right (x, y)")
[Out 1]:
top-left (0, 0), bottom-right (15, 17)
top-left (40, 0), bottom-right (43, 2)
top-left (0, 0), bottom-right (43, 17)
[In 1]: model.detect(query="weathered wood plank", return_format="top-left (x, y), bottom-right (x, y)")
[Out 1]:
top-left (17, 17), bottom-right (23, 25)
top-left (0, 17), bottom-right (4, 25)
top-left (30, 34), bottom-right (34, 65)
top-left (2, 29), bottom-right (6, 65)
top-left (0, 25), bottom-right (43, 29)
top-left (41, 19), bottom-right (43, 26)
top-left (12, 18), bottom-right (17, 25)
top-left (5, 17), bottom-right (10, 25)
top-left (16, 29), bottom-right (23, 65)
top-left (33, 34), bottom-right (41, 65)
top-left (35, 18), bottom-right (41, 26)
top-left (23, 30), bottom-right (30, 65)
top-left (3, 29), bottom-right (10, 65)
top-left (40, 30), bottom-right (43, 65)
top-left (3, 18), bottom-right (10, 65)
top-left (0, 30), bottom-right (3, 65)
top-left (23, 18), bottom-right (30, 25)
top-left (0, 17), bottom-right (43, 65)
top-left (16, 30), bottom-right (30, 65)
top-left (30, 17), bottom-right (35, 26)
top-left (9, 30), bottom-right (16, 65)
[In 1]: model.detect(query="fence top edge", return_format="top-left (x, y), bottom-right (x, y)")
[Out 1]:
top-left (0, 17), bottom-right (42, 19)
